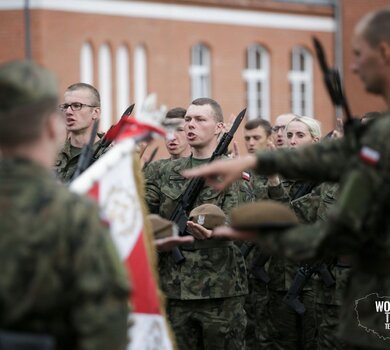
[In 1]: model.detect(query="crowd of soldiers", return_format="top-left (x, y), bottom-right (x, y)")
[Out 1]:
top-left (0, 6), bottom-right (390, 350)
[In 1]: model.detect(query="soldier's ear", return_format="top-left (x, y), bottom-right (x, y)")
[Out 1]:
top-left (379, 41), bottom-right (390, 64)
top-left (92, 106), bottom-right (101, 120)
top-left (215, 121), bottom-right (224, 135)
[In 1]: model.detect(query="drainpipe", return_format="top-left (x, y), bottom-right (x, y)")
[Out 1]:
top-left (334, 0), bottom-right (343, 119)
top-left (24, 0), bottom-right (32, 60)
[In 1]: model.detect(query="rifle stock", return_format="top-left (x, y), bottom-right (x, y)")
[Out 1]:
top-left (283, 262), bottom-right (335, 314)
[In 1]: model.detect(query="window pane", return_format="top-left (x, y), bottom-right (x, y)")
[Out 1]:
top-left (290, 47), bottom-right (312, 116)
top-left (244, 45), bottom-right (269, 120)
top-left (191, 44), bottom-right (211, 99)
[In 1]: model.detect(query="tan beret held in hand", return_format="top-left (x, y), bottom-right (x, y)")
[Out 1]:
top-left (230, 200), bottom-right (299, 231)
top-left (189, 204), bottom-right (227, 229)
top-left (147, 214), bottom-right (177, 239)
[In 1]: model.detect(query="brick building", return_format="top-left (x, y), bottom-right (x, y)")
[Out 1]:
top-left (0, 0), bottom-right (387, 157)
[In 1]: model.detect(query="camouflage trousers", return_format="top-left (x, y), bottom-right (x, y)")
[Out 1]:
top-left (315, 303), bottom-right (348, 349)
top-left (244, 278), bottom-right (270, 349)
top-left (166, 296), bottom-right (246, 350)
top-left (266, 289), bottom-right (317, 350)
top-left (314, 265), bottom-right (351, 350)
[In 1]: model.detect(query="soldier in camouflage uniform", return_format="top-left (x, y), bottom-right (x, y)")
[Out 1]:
top-left (145, 98), bottom-right (247, 350)
top-left (241, 118), bottom-right (272, 349)
top-left (262, 116), bottom-right (322, 350)
top-left (55, 83), bottom-right (107, 183)
top-left (184, 9), bottom-right (390, 348)
top-left (0, 60), bottom-right (130, 350)
top-left (312, 183), bottom-right (351, 350)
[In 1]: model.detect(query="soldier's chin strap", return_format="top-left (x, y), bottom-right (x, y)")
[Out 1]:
top-left (312, 37), bottom-right (359, 134)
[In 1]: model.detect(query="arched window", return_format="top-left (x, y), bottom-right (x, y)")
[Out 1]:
top-left (243, 44), bottom-right (270, 120)
top-left (134, 45), bottom-right (147, 116)
top-left (189, 44), bottom-right (211, 99)
top-left (98, 44), bottom-right (112, 131)
top-left (116, 45), bottom-right (130, 120)
top-left (288, 47), bottom-right (313, 116)
top-left (80, 42), bottom-right (93, 84)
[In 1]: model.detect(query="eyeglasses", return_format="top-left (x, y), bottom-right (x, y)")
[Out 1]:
top-left (272, 125), bottom-right (286, 133)
top-left (58, 102), bottom-right (98, 112)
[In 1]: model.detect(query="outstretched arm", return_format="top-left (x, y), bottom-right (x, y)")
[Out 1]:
top-left (182, 155), bottom-right (256, 191)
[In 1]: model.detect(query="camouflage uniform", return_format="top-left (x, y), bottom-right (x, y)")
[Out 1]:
top-left (55, 133), bottom-right (107, 183)
top-left (312, 182), bottom-right (350, 350)
top-left (241, 173), bottom-right (270, 349)
top-left (0, 158), bottom-right (130, 350)
top-left (253, 115), bottom-right (390, 349)
top-left (143, 158), bottom-right (170, 182)
top-left (145, 156), bottom-right (248, 350)
top-left (265, 179), bottom-right (318, 350)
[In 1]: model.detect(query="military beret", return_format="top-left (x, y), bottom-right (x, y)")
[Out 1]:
top-left (0, 60), bottom-right (58, 112)
top-left (230, 200), bottom-right (299, 231)
top-left (189, 204), bottom-right (227, 229)
top-left (147, 214), bottom-right (177, 239)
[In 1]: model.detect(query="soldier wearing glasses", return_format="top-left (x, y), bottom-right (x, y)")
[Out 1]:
top-left (55, 83), bottom-right (105, 182)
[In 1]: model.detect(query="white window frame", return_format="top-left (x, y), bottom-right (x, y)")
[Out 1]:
top-left (116, 45), bottom-right (130, 120)
top-left (134, 45), bottom-right (147, 116)
top-left (242, 44), bottom-right (270, 121)
top-left (288, 47), bottom-right (313, 117)
top-left (80, 42), bottom-right (93, 85)
top-left (189, 44), bottom-right (211, 99)
top-left (98, 44), bottom-right (112, 132)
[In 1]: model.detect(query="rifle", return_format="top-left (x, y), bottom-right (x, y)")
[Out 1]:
top-left (91, 103), bottom-right (135, 160)
top-left (251, 254), bottom-right (271, 284)
top-left (240, 242), bottom-right (254, 257)
top-left (171, 108), bottom-right (247, 264)
top-left (0, 330), bottom-right (55, 350)
top-left (240, 243), bottom-right (271, 284)
top-left (283, 261), bottom-right (335, 315)
top-left (71, 119), bottom-right (99, 181)
top-left (142, 146), bottom-right (159, 171)
top-left (312, 37), bottom-right (357, 132)
top-left (70, 104), bottom-right (135, 182)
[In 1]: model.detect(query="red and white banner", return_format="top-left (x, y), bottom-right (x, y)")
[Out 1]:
top-left (70, 138), bottom-right (174, 350)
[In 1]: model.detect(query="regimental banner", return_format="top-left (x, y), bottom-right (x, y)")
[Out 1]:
top-left (70, 138), bottom-right (174, 350)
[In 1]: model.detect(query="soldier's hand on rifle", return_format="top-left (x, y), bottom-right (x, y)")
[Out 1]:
top-left (187, 221), bottom-right (213, 240)
top-left (183, 154), bottom-right (256, 191)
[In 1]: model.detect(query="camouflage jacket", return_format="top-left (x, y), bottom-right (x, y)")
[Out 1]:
top-left (255, 113), bottom-right (390, 348)
top-left (267, 179), bottom-right (319, 291)
top-left (242, 172), bottom-right (269, 280)
top-left (143, 158), bottom-right (170, 182)
top-left (0, 158), bottom-right (130, 350)
top-left (54, 132), bottom-right (107, 183)
top-left (145, 156), bottom-right (248, 300)
top-left (238, 171), bottom-right (266, 205)
top-left (291, 182), bottom-right (350, 306)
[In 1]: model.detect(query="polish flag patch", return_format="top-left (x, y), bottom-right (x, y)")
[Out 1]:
top-left (359, 146), bottom-right (380, 165)
top-left (242, 171), bottom-right (251, 181)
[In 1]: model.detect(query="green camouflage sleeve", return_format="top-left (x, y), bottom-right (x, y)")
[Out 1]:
top-left (70, 200), bottom-right (130, 350)
top-left (255, 137), bottom-right (351, 183)
top-left (238, 179), bottom-right (255, 205)
top-left (144, 161), bottom-right (164, 214)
